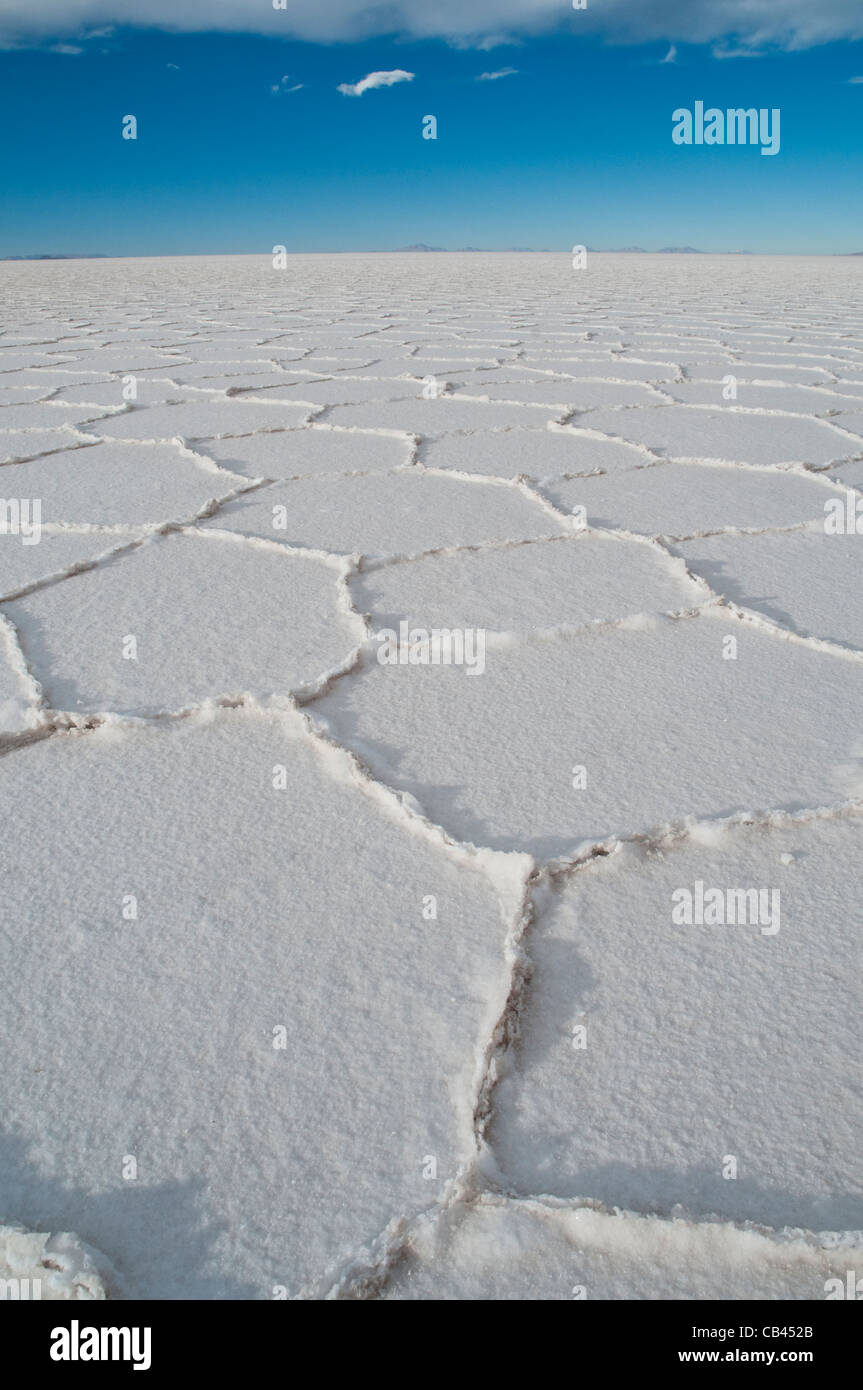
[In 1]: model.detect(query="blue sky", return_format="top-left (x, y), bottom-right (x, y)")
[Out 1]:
top-left (1, 4), bottom-right (862, 256)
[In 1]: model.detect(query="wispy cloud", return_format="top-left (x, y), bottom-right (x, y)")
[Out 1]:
top-left (271, 74), bottom-right (304, 94)
top-left (712, 43), bottom-right (764, 59)
top-left (848, 75), bottom-right (863, 83)
top-left (49, 42), bottom-right (83, 55)
top-left (453, 34), bottom-right (521, 51)
top-left (476, 66), bottom-right (518, 80)
top-left (337, 69), bottom-right (414, 97)
top-left (660, 44), bottom-right (677, 64)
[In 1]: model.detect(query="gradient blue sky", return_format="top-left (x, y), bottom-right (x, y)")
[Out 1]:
top-left (1, 4), bottom-right (861, 256)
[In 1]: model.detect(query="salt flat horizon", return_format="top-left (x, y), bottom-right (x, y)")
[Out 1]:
top-left (5, 249), bottom-right (863, 262)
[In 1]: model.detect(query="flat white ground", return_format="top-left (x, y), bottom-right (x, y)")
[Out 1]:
top-left (0, 253), bottom-right (860, 1301)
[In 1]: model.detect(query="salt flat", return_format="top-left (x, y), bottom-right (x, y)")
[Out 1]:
top-left (0, 252), bottom-right (861, 1301)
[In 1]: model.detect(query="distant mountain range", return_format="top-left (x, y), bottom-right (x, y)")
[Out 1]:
top-left (1, 253), bottom-right (108, 260)
top-left (598, 245), bottom-right (702, 253)
top-left (393, 243), bottom-right (555, 252)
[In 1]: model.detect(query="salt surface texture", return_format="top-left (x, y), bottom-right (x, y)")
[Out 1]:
top-left (0, 252), bottom-right (860, 1300)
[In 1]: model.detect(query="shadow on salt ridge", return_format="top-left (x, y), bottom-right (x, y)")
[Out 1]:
top-left (0, 1129), bottom-right (258, 1300)
top-left (542, 1160), bottom-right (863, 1234)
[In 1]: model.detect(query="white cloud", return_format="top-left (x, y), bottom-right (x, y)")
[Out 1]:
top-left (271, 74), bottom-right (304, 93)
top-left (337, 69), bottom-right (414, 97)
top-left (660, 44), bottom-right (677, 64)
top-left (848, 75), bottom-right (863, 82)
top-left (476, 66), bottom-right (518, 80)
top-left (49, 42), bottom-right (83, 54)
top-left (0, 1), bottom-right (861, 51)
